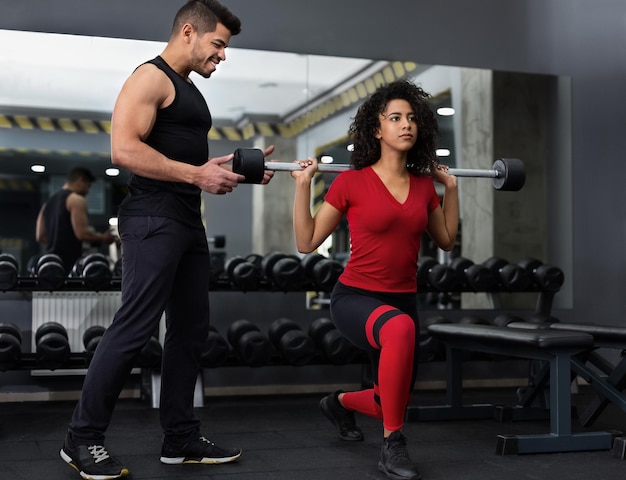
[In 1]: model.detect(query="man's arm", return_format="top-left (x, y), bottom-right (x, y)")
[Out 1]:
top-left (110, 63), bottom-right (245, 194)
top-left (35, 204), bottom-right (48, 244)
top-left (67, 194), bottom-right (114, 245)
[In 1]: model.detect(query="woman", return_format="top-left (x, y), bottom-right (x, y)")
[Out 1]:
top-left (291, 79), bottom-right (458, 480)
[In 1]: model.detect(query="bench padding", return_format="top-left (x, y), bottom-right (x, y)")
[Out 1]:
top-left (428, 323), bottom-right (593, 350)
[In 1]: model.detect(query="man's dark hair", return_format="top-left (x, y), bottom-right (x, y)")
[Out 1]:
top-left (173, 0), bottom-right (241, 36)
top-left (67, 167), bottom-right (96, 184)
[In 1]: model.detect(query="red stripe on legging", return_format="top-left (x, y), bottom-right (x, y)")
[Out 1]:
top-left (365, 305), bottom-right (396, 348)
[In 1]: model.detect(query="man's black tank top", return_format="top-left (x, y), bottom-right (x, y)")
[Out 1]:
top-left (117, 56), bottom-right (212, 229)
top-left (42, 189), bottom-right (83, 273)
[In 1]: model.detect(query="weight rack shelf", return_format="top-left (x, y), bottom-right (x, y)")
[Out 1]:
top-left (3, 275), bottom-right (556, 294)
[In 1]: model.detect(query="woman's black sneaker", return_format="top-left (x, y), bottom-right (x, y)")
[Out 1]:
top-left (60, 432), bottom-right (129, 479)
top-left (378, 431), bottom-right (421, 480)
top-left (319, 391), bottom-right (364, 441)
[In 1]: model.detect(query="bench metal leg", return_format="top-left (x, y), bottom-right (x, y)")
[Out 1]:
top-left (576, 355), bottom-right (626, 427)
top-left (496, 352), bottom-right (615, 454)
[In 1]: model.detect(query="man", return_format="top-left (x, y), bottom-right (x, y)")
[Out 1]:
top-left (60, 1), bottom-right (274, 479)
top-left (36, 166), bottom-right (116, 274)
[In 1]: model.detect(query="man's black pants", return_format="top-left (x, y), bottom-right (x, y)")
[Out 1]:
top-left (69, 215), bottom-right (210, 446)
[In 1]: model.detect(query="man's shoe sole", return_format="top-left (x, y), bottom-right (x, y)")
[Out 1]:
top-left (60, 449), bottom-right (129, 480)
top-left (160, 451), bottom-right (241, 465)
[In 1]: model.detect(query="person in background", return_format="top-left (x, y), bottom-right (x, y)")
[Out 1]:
top-left (36, 166), bottom-right (116, 274)
top-left (59, 1), bottom-right (274, 479)
top-left (290, 79), bottom-right (459, 480)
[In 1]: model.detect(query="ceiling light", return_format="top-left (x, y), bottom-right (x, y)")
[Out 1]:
top-left (437, 107), bottom-right (455, 116)
top-left (436, 149), bottom-right (451, 157)
top-left (320, 155), bottom-right (334, 164)
top-left (31, 164), bottom-right (45, 173)
top-left (105, 168), bottom-right (120, 176)
top-left (346, 144), bottom-right (354, 152)
top-left (108, 217), bottom-right (118, 227)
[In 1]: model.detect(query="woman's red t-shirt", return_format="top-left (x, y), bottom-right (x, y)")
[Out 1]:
top-left (325, 166), bottom-right (440, 293)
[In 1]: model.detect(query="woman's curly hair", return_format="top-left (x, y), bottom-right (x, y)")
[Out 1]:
top-left (349, 79), bottom-right (439, 175)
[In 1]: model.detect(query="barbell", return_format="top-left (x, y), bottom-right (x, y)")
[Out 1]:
top-left (232, 148), bottom-right (526, 191)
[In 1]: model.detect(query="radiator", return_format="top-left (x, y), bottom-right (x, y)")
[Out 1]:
top-left (31, 291), bottom-right (122, 352)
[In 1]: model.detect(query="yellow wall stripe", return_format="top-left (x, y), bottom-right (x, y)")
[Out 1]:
top-left (257, 122), bottom-right (276, 137)
top-left (221, 126), bottom-right (242, 141)
top-left (208, 128), bottom-right (222, 140)
top-left (14, 116), bottom-right (34, 129)
top-left (0, 61), bottom-right (419, 148)
top-left (58, 118), bottom-right (78, 132)
top-left (99, 120), bottom-right (112, 134)
top-left (78, 119), bottom-right (100, 134)
top-left (36, 117), bottom-right (55, 131)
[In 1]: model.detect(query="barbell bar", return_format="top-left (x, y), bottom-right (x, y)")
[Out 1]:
top-left (232, 148), bottom-right (526, 191)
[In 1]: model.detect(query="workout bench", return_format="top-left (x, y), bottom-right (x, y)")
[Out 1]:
top-left (405, 323), bottom-right (619, 455)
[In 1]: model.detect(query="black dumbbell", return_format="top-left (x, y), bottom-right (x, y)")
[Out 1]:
top-left (245, 253), bottom-right (263, 268)
top-left (449, 257), bottom-right (498, 292)
top-left (0, 253), bottom-right (19, 291)
top-left (260, 251), bottom-right (284, 281)
top-left (0, 323), bottom-right (22, 371)
top-left (269, 252), bottom-right (307, 290)
top-left (300, 253), bottom-right (344, 291)
top-left (31, 253), bottom-right (66, 291)
top-left (418, 315), bottom-right (451, 362)
top-left (83, 325), bottom-right (106, 366)
top-left (482, 256), bottom-right (533, 292)
top-left (36, 321), bottom-right (71, 370)
top-left (417, 256), bottom-right (457, 291)
top-left (308, 317), bottom-right (360, 364)
top-left (227, 319), bottom-right (274, 366)
top-left (261, 252), bottom-right (306, 290)
top-left (136, 337), bottom-right (163, 369)
top-left (199, 326), bottom-right (231, 368)
top-left (517, 258), bottom-right (565, 293)
top-left (268, 318), bottom-right (317, 366)
top-left (224, 256), bottom-right (261, 291)
top-left (71, 253), bottom-right (112, 291)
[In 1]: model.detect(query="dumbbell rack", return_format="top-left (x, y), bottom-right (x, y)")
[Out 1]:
top-left (0, 253), bottom-right (565, 406)
top-left (2, 353), bottom-right (88, 371)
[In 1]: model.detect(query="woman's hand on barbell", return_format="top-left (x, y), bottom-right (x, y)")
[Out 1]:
top-left (432, 164), bottom-right (458, 189)
top-left (290, 157), bottom-right (318, 181)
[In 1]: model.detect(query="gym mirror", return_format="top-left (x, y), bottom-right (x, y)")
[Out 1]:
top-left (0, 30), bottom-right (572, 312)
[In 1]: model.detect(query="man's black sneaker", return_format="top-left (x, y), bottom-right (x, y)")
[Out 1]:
top-left (378, 431), bottom-right (421, 480)
top-left (160, 436), bottom-right (242, 464)
top-left (60, 434), bottom-right (129, 480)
top-left (319, 391), bottom-right (364, 441)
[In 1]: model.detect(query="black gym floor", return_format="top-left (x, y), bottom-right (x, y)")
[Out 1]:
top-left (0, 387), bottom-right (624, 480)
